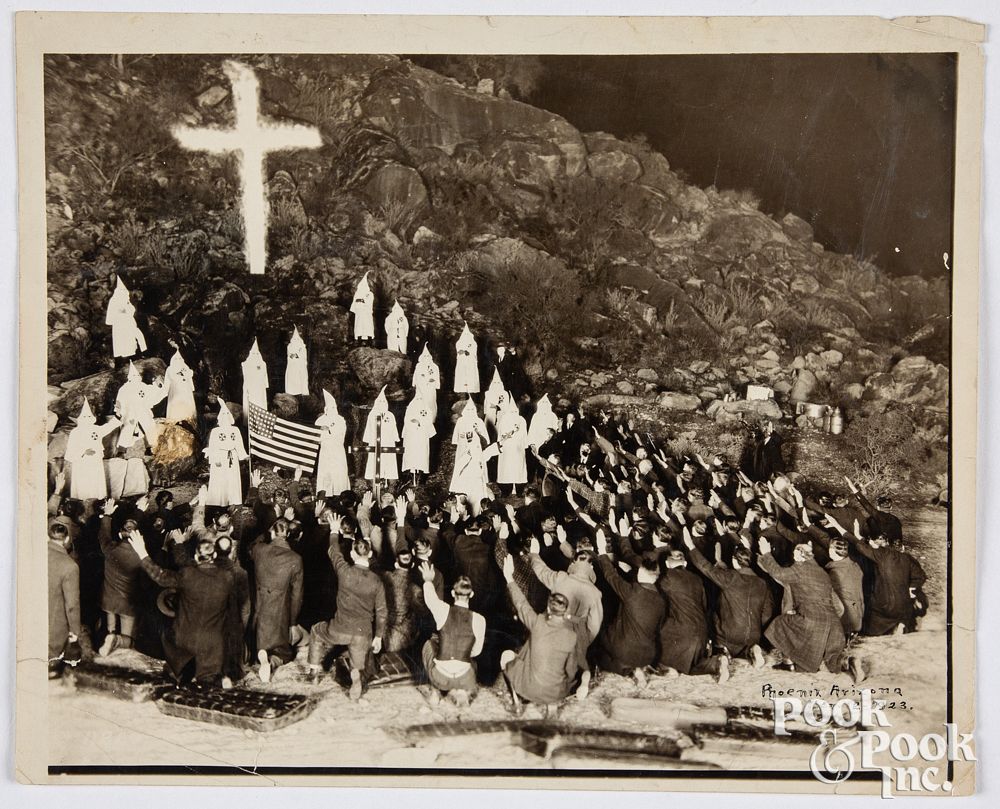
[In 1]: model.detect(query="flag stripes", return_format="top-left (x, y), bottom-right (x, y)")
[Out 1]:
top-left (247, 402), bottom-right (321, 471)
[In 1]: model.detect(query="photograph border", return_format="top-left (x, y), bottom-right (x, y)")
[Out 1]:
top-left (15, 12), bottom-right (984, 793)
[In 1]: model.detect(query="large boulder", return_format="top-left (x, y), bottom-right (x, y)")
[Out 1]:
top-left (864, 355), bottom-right (948, 411)
top-left (656, 391), bottom-right (701, 412)
top-left (348, 347), bottom-right (413, 399)
top-left (361, 162), bottom-right (429, 213)
top-left (586, 150), bottom-right (642, 185)
top-left (707, 398), bottom-right (783, 423)
top-left (50, 358), bottom-right (167, 422)
top-left (789, 368), bottom-right (819, 403)
top-left (149, 421), bottom-right (200, 486)
top-left (781, 212), bottom-right (814, 243)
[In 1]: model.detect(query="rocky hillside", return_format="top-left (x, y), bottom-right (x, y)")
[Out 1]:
top-left (44, 54), bottom-right (949, 480)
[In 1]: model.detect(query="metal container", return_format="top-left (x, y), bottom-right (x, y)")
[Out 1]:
top-left (830, 407), bottom-right (844, 435)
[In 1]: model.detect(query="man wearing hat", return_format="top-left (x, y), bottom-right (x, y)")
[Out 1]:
top-left (48, 521), bottom-right (82, 678)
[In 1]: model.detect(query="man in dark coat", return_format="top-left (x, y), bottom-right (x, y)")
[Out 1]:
top-left (657, 550), bottom-right (728, 681)
top-left (126, 532), bottom-right (236, 686)
top-left (594, 550), bottom-right (665, 676)
top-left (97, 500), bottom-right (145, 656)
top-left (758, 538), bottom-right (846, 673)
top-left (826, 517), bottom-right (926, 635)
top-left (48, 522), bottom-right (82, 677)
top-left (250, 518), bottom-right (304, 683)
top-left (685, 535), bottom-right (772, 665)
top-left (746, 420), bottom-right (785, 482)
top-left (824, 538), bottom-right (865, 637)
top-left (441, 514), bottom-right (504, 619)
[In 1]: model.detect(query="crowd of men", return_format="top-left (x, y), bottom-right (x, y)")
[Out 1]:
top-left (47, 274), bottom-right (928, 713)
top-left (48, 403), bottom-right (927, 713)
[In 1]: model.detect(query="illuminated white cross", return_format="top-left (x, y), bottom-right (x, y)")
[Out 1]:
top-left (172, 60), bottom-right (322, 275)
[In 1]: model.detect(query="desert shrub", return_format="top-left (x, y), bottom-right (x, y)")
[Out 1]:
top-left (845, 411), bottom-right (922, 498)
top-left (378, 198), bottom-right (419, 238)
top-left (471, 252), bottom-right (593, 370)
top-left (271, 197), bottom-right (309, 234)
top-left (545, 174), bottom-right (635, 282)
top-left (111, 215), bottom-right (147, 265)
top-left (667, 434), bottom-right (707, 461)
top-left (605, 287), bottom-right (640, 318)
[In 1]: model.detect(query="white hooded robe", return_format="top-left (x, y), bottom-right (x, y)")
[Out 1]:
top-left (105, 279), bottom-right (147, 359)
top-left (351, 274), bottom-right (376, 340)
top-left (165, 350), bottom-right (197, 423)
top-left (496, 401), bottom-right (529, 485)
top-left (385, 301), bottom-right (409, 354)
top-left (64, 402), bottom-right (121, 500)
top-left (363, 389), bottom-right (399, 481)
top-left (449, 400), bottom-right (491, 503)
top-left (401, 392), bottom-right (436, 474)
top-left (453, 323), bottom-right (480, 394)
top-left (315, 391), bottom-right (351, 497)
top-left (205, 403), bottom-right (247, 507)
top-left (284, 328), bottom-right (309, 396)
top-left (242, 339), bottom-right (270, 415)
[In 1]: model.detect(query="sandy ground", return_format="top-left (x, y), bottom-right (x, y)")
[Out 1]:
top-left (48, 507), bottom-right (948, 774)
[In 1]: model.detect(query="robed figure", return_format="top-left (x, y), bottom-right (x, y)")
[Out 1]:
top-left (105, 277), bottom-right (147, 359)
top-left (453, 322), bottom-right (480, 394)
top-left (401, 391), bottom-right (436, 475)
top-left (450, 398), bottom-right (492, 505)
top-left (115, 362), bottom-right (167, 450)
top-left (242, 338), bottom-right (269, 415)
top-left (385, 300), bottom-right (409, 355)
top-left (165, 349), bottom-right (197, 423)
top-left (284, 327), bottom-right (309, 396)
top-left (483, 367), bottom-right (509, 430)
top-left (496, 398), bottom-right (529, 487)
top-left (351, 273), bottom-right (376, 342)
top-left (64, 400), bottom-right (120, 500)
top-left (527, 393), bottom-right (560, 451)
top-left (413, 344), bottom-right (441, 422)
top-left (363, 387), bottom-right (400, 482)
top-left (204, 400), bottom-right (248, 507)
top-left (315, 389), bottom-right (351, 497)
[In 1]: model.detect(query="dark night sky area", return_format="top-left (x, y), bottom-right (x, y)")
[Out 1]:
top-left (530, 53), bottom-right (956, 277)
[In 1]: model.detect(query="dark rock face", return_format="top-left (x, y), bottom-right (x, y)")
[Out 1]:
top-left (347, 347), bottom-right (413, 400)
top-left (42, 53), bottom-right (949, 451)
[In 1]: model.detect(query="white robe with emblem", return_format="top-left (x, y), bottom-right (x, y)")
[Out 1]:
top-left (401, 394), bottom-right (436, 474)
top-left (65, 417), bottom-right (121, 500)
top-left (204, 425), bottom-right (248, 507)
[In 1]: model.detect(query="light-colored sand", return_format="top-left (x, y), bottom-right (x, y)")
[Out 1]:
top-left (49, 508), bottom-right (949, 773)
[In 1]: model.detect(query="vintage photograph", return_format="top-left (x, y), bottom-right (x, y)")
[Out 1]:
top-left (16, 13), bottom-right (982, 793)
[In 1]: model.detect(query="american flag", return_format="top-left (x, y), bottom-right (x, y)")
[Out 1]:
top-left (247, 402), bottom-right (322, 471)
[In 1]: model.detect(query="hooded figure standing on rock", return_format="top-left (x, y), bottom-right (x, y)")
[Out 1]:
top-left (284, 327), bottom-right (309, 396)
top-left (363, 387), bottom-right (400, 483)
top-left (64, 400), bottom-right (120, 501)
top-left (454, 322), bottom-right (480, 394)
top-left (105, 276), bottom-right (147, 360)
top-left (204, 400), bottom-right (248, 507)
top-left (241, 338), bottom-right (269, 415)
top-left (385, 300), bottom-right (409, 355)
top-left (413, 344), bottom-right (441, 422)
top-left (450, 398), bottom-right (492, 506)
top-left (114, 362), bottom-right (167, 451)
top-left (315, 390), bottom-right (351, 497)
top-left (165, 349), bottom-right (197, 424)
top-left (402, 390), bottom-right (436, 481)
top-left (351, 273), bottom-right (376, 344)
